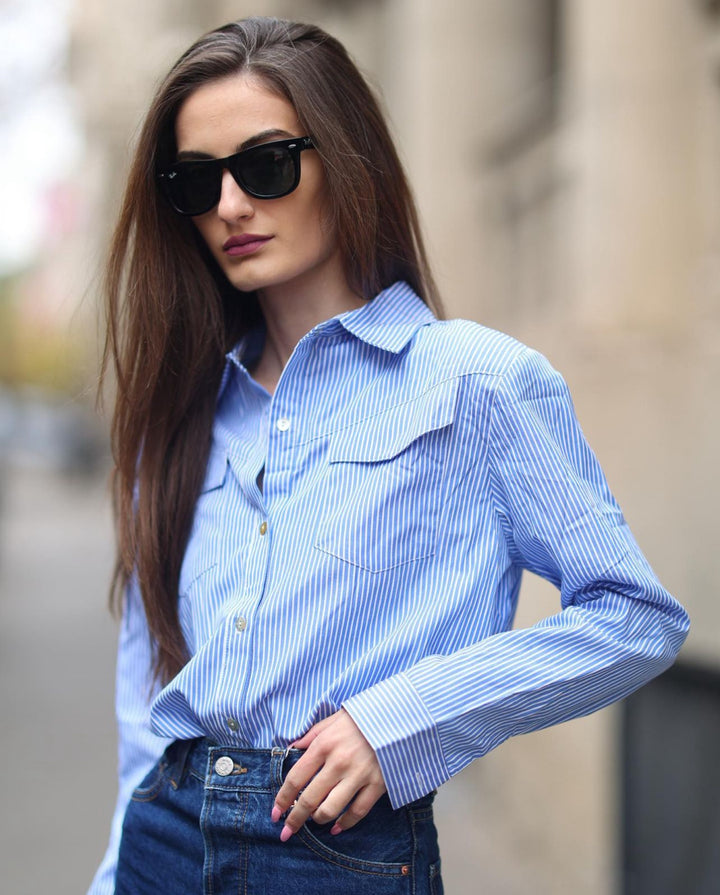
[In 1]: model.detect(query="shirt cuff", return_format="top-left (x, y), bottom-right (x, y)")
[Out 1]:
top-left (343, 672), bottom-right (450, 809)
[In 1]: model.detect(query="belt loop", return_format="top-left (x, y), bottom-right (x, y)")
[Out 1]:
top-left (169, 737), bottom-right (196, 788)
top-left (271, 744), bottom-right (292, 790)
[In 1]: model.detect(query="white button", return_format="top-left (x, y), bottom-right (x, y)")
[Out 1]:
top-left (215, 756), bottom-right (234, 776)
top-left (227, 718), bottom-right (240, 732)
top-left (235, 616), bottom-right (247, 633)
top-left (276, 417), bottom-right (291, 432)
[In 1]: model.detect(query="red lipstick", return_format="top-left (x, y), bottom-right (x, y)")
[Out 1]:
top-left (223, 234), bottom-right (273, 256)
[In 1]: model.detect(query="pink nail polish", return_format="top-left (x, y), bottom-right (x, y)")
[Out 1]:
top-left (280, 825), bottom-right (293, 842)
top-left (330, 824), bottom-right (342, 836)
top-left (271, 806), bottom-right (281, 823)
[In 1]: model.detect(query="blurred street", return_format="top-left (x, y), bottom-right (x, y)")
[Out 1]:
top-left (0, 464), bottom-right (118, 894)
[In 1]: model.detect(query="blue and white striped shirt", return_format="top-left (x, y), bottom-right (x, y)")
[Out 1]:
top-left (89, 280), bottom-right (689, 893)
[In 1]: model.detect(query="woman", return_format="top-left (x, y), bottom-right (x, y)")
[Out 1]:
top-left (89, 16), bottom-right (689, 895)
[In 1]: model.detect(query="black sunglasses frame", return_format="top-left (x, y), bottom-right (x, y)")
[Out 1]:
top-left (157, 136), bottom-right (315, 216)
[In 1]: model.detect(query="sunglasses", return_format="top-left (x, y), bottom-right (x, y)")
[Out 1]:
top-left (157, 136), bottom-right (315, 216)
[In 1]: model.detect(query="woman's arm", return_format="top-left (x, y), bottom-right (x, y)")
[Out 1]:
top-left (274, 348), bottom-right (689, 826)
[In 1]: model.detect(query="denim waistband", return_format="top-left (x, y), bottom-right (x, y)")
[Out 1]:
top-left (164, 738), bottom-right (304, 793)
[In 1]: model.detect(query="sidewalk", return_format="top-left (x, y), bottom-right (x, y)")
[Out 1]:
top-left (0, 465), bottom-right (118, 894)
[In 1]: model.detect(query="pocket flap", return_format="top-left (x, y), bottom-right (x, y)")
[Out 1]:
top-left (328, 377), bottom-right (458, 463)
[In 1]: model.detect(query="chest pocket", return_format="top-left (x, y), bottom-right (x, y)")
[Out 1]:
top-left (314, 377), bottom-right (459, 573)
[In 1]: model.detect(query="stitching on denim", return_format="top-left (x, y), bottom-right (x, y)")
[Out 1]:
top-left (410, 806), bottom-right (418, 895)
top-left (204, 783), bottom-right (274, 793)
top-left (130, 760), bottom-right (168, 802)
top-left (296, 826), bottom-right (410, 877)
top-left (201, 788), bottom-right (215, 895)
top-left (168, 739), bottom-right (195, 789)
top-left (232, 791), bottom-right (249, 895)
top-left (408, 807), bottom-right (434, 822)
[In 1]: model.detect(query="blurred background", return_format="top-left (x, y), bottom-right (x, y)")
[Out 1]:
top-left (0, 0), bottom-right (718, 893)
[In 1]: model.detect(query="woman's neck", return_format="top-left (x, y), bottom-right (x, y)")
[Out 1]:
top-left (253, 267), bottom-right (365, 394)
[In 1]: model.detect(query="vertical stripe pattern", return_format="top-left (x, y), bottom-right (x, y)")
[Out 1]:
top-left (88, 281), bottom-right (688, 894)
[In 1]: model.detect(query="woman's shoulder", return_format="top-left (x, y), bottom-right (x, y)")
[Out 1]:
top-left (372, 283), bottom-right (562, 398)
top-left (404, 317), bottom-right (573, 415)
top-left (412, 316), bottom-right (542, 382)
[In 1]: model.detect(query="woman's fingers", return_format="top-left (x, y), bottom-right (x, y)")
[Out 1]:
top-left (271, 747), bottom-right (324, 823)
top-left (290, 713), bottom-right (337, 750)
top-left (273, 709), bottom-right (346, 819)
top-left (330, 782), bottom-right (387, 834)
top-left (283, 776), bottom-right (359, 837)
top-left (272, 708), bottom-right (386, 841)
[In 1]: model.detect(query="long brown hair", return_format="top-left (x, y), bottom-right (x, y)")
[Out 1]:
top-left (102, 16), bottom-right (442, 685)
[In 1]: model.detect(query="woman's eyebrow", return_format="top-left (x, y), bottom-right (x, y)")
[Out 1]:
top-left (176, 129), bottom-right (297, 162)
top-left (239, 128), bottom-right (296, 150)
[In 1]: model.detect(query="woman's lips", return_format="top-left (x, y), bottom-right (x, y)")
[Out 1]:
top-left (223, 234), bottom-right (273, 256)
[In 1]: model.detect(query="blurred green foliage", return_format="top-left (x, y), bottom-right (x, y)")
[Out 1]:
top-left (0, 274), bottom-right (94, 397)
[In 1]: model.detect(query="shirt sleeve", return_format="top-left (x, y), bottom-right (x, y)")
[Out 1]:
top-left (343, 347), bottom-right (690, 808)
top-left (86, 576), bottom-right (172, 895)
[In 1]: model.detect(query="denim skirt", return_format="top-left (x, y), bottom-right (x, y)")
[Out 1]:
top-left (115, 738), bottom-right (443, 895)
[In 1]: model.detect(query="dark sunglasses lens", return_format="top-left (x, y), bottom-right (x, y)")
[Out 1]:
top-left (167, 163), bottom-right (219, 215)
top-left (236, 144), bottom-right (297, 198)
top-left (163, 141), bottom-right (305, 213)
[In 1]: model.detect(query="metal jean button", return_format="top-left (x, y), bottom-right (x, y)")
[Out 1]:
top-left (214, 756), bottom-right (234, 777)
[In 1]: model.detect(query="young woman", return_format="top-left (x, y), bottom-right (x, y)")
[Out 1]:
top-left (89, 16), bottom-right (689, 895)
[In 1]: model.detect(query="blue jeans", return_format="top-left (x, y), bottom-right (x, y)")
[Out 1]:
top-left (115, 738), bottom-right (443, 894)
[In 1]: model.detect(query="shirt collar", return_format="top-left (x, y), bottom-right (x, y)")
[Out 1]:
top-left (219, 281), bottom-right (435, 398)
top-left (336, 281), bottom-right (436, 353)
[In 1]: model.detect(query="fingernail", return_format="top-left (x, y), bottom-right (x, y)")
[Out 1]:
top-left (280, 825), bottom-right (293, 842)
top-left (271, 806), bottom-right (281, 823)
top-left (330, 824), bottom-right (342, 836)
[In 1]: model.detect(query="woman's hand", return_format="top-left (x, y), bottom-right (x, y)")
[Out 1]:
top-left (271, 708), bottom-right (386, 840)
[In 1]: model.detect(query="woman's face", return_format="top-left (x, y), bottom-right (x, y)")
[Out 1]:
top-left (174, 74), bottom-right (340, 298)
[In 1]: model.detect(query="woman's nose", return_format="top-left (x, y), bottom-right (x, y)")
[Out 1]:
top-left (216, 168), bottom-right (254, 221)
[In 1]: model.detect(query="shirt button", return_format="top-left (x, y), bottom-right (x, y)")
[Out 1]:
top-left (214, 756), bottom-right (234, 777)
top-left (235, 616), bottom-right (247, 633)
top-left (227, 718), bottom-right (240, 732)
top-left (259, 521), bottom-right (268, 535)
top-left (276, 417), bottom-right (291, 432)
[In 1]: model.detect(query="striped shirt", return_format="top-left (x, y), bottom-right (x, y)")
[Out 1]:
top-left (89, 280), bottom-right (689, 894)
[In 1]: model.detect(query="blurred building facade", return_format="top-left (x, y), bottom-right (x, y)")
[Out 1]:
top-left (67, 1), bottom-right (720, 892)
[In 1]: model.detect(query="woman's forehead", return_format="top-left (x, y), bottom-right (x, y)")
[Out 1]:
top-left (175, 74), bottom-right (301, 154)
